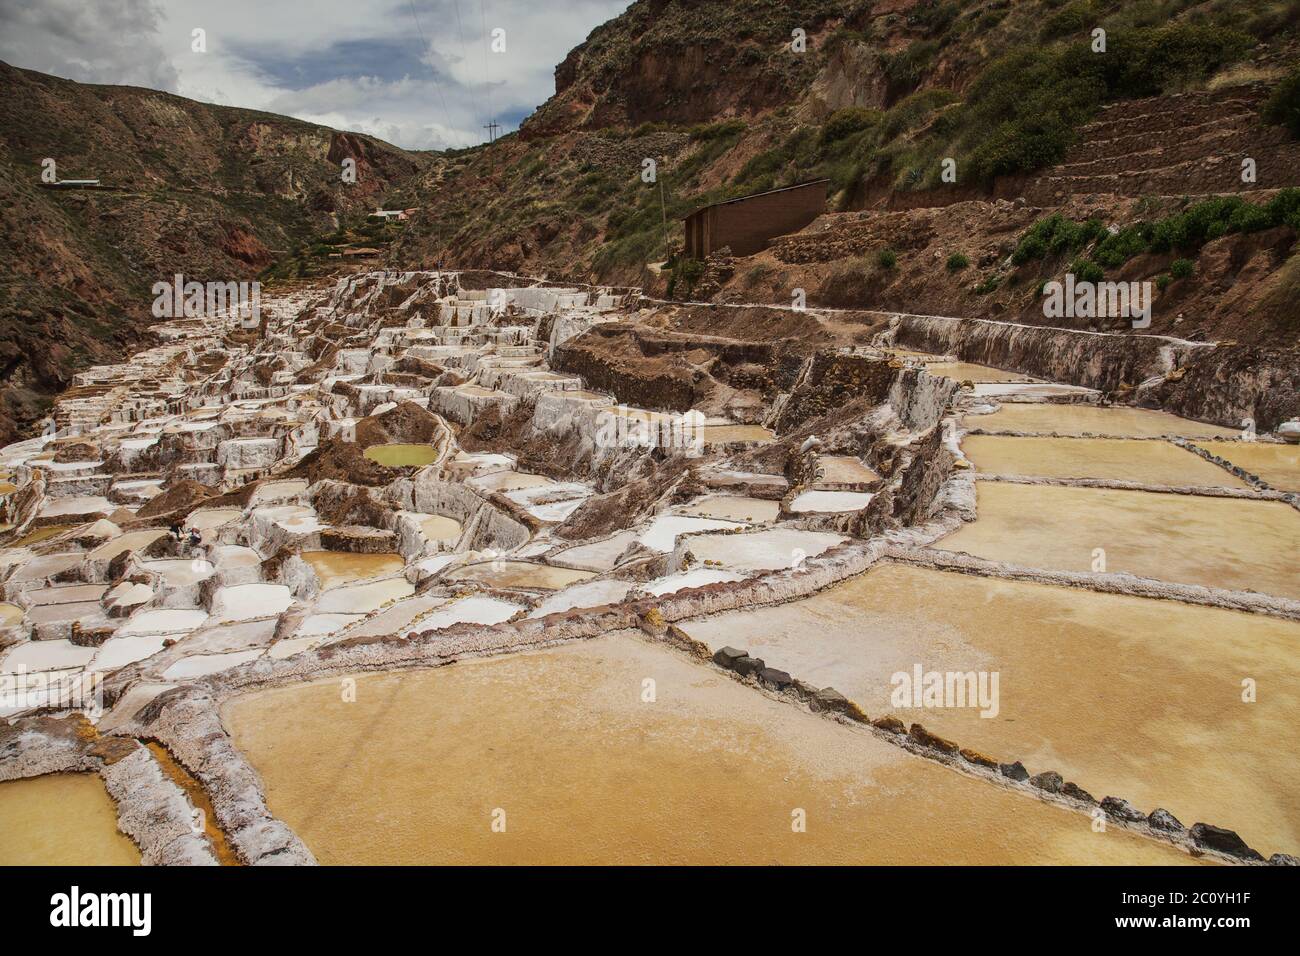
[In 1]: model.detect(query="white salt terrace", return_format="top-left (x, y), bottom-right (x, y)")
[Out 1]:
top-left (2, 270), bottom-right (1292, 867)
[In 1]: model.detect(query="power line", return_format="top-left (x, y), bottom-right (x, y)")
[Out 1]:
top-left (478, 0), bottom-right (495, 132)
top-left (451, 0), bottom-right (483, 140)
top-left (406, 0), bottom-right (457, 147)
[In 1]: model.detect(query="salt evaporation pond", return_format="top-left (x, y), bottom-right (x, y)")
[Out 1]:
top-left (1197, 440), bottom-right (1300, 491)
top-left (303, 551), bottom-right (405, 589)
top-left (964, 403), bottom-right (1240, 439)
top-left (961, 435), bottom-right (1247, 487)
top-left (685, 562), bottom-right (1300, 858)
top-left (0, 774), bottom-right (140, 865)
top-left (223, 636), bottom-right (1198, 865)
top-left (364, 444), bottom-right (440, 467)
top-left (938, 483), bottom-right (1300, 599)
top-left (443, 560), bottom-right (594, 591)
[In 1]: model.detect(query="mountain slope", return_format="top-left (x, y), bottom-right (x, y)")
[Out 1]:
top-left (388, 0), bottom-right (1300, 343)
top-left (0, 61), bottom-right (433, 442)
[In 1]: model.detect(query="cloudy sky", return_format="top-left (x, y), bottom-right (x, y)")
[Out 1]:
top-left (0, 0), bottom-right (631, 149)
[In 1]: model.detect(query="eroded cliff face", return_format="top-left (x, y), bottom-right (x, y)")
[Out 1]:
top-left (1143, 345), bottom-right (1300, 433)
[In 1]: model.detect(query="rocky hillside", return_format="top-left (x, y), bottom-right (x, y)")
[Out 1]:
top-left (389, 0), bottom-right (1300, 344)
top-left (0, 61), bottom-right (434, 442)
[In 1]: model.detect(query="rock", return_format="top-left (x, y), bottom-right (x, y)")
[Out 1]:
top-left (909, 723), bottom-right (959, 754)
top-left (809, 687), bottom-right (850, 714)
top-left (1189, 823), bottom-right (1262, 860)
top-left (872, 715), bottom-right (905, 734)
top-left (959, 747), bottom-right (997, 769)
top-left (1277, 419), bottom-right (1300, 444)
top-left (711, 646), bottom-right (747, 669)
top-left (1148, 808), bottom-right (1184, 832)
top-left (791, 679), bottom-right (819, 701)
top-left (731, 654), bottom-right (765, 678)
top-left (1029, 771), bottom-right (1063, 794)
top-left (1061, 781), bottom-right (1096, 803)
top-left (999, 761), bottom-right (1029, 782)
top-left (758, 667), bottom-right (793, 691)
top-left (1100, 796), bottom-right (1146, 822)
top-left (1268, 853), bottom-right (1300, 866)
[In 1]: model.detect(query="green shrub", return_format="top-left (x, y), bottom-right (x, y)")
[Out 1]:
top-left (1262, 68), bottom-right (1300, 137)
top-left (820, 107), bottom-right (881, 145)
top-left (1156, 273), bottom-right (1172, 292)
top-left (974, 275), bottom-right (1001, 294)
top-left (946, 252), bottom-right (970, 271)
top-left (1070, 258), bottom-right (1105, 283)
top-left (878, 248), bottom-right (898, 270)
top-left (1170, 258), bottom-right (1194, 279)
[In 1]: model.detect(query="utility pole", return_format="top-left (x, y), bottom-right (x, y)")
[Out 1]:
top-left (483, 121), bottom-right (501, 143)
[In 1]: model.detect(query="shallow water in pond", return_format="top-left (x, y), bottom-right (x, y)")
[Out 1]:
top-left (961, 435), bottom-right (1247, 487)
top-left (1197, 440), bottom-right (1300, 491)
top-left (302, 551), bottom-right (405, 589)
top-left (925, 362), bottom-right (1034, 383)
top-left (363, 443), bottom-right (440, 467)
top-left (965, 403), bottom-right (1239, 439)
top-left (938, 482), bottom-right (1300, 599)
top-left (417, 514), bottom-right (461, 544)
top-left (223, 636), bottom-right (1198, 865)
top-left (13, 525), bottom-right (72, 546)
top-left (0, 602), bottom-right (23, 625)
top-left (685, 562), bottom-right (1300, 858)
top-left (443, 560), bottom-right (594, 590)
top-left (0, 773), bottom-right (140, 866)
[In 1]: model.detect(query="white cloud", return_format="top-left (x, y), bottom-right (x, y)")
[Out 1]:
top-left (0, 0), bottom-right (631, 149)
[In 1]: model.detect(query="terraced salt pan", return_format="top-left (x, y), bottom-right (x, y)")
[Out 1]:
top-left (964, 403), bottom-right (1241, 439)
top-left (686, 563), bottom-right (1300, 857)
top-left (116, 608), bottom-right (209, 637)
top-left (0, 774), bottom-right (140, 866)
top-left (443, 560), bottom-right (595, 591)
top-left (407, 595), bottom-right (521, 632)
top-left (0, 602), bottom-right (22, 625)
top-left (363, 443), bottom-right (440, 467)
top-left (337, 594), bottom-right (450, 639)
top-left (961, 435), bottom-right (1249, 487)
top-left (643, 568), bottom-right (745, 595)
top-left (314, 577), bottom-right (414, 614)
top-left (814, 455), bottom-right (879, 487)
top-left (90, 633), bottom-right (169, 671)
top-left (467, 470), bottom-right (555, 494)
top-left (527, 579), bottom-right (634, 617)
top-left (294, 613), bottom-right (365, 638)
top-left (636, 515), bottom-right (744, 553)
top-left (700, 424), bottom-right (775, 445)
top-left (676, 495), bottom-right (780, 523)
top-left (938, 483), bottom-right (1300, 599)
top-left (23, 583), bottom-right (107, 605)
top-left (85, 529), bottom-right (168, 562)
top-left (37, 495), bottom-right (112, 518)
top-left (924, 361), bottom-right (1036, 383)
top-left (252, 479), bottom-right (309, 503)
top-left (211, 583), bottom-right (292, 621)
top-left (788, 490), bottom-right (874, 513)
top-left (1, 639), bottom-right (95, 672)
top-left (411, 513), bottom-right (461, 545)
top-left (7, 552), bottom-right (82, 582)
top-left (143, 558), bottom-right (215, 586)
top-left (1197, 440), bottom-right (1300, 491)
top-left (162, 649), bottom-right (263, 680)
top-left (186, 508), bottom-right (242, 532)
top-left (302, 551), bottom-right (405, 589)
top-left (548, 531), bottom-right (637, 571)
top-left (258, 505), bottom-right (326, 534)
top-left (224, 636), bottom-right (1196, 865)
top-left (684, 527), bottom-right (847, 572)
top-left (973, 383), bottom-right (1093, 399)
